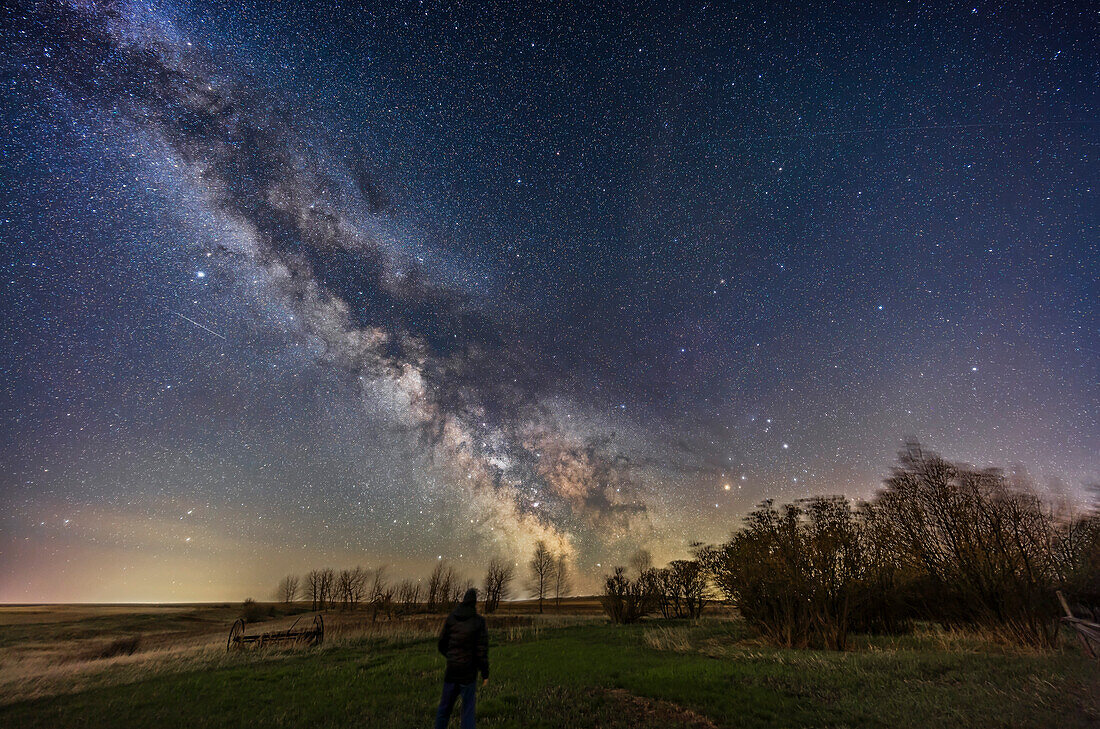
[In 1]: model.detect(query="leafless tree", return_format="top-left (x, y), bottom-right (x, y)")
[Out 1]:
top-left (427, 560), bottom-right (456, 612)
top-left (442, 567), bottom-right (459, 609)
top-left (276, 575), bottom-right (299, 604)
top-left (337, 568), bottom-right (354, 610)
top-left (601, 567), bottom-right (659, 623)
top-left (318, 568), bottom-right (335, 611)
top-left (396, 579), bottom-right (422, 614)
top-left (369, 565), bottom-right (396, 620)
top-left (527, 540), bottom-right (557, 613)
top-left (553, 554), bottom-right (572, 610)
top-left (629, 548), bottom-right (653, 577)
top-left (483, 558), bottom-right (514, 613)
top-left (667, 559), bottom-right (709, 619)
top-left (694, 443), bottom-right (1100, 649)
top-left (306, 569), bottom-right (323, 611)
top-left (870, 444), bottom-right (1070, 646)
top-left (348, 566), bottom-right (369, 609)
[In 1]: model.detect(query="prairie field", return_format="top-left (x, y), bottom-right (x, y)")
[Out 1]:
top-left (0, 601), bottom-right (1097, 728)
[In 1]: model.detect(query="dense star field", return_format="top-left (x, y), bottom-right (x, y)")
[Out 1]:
top-left (1, 1), bottom-right (1096, 601)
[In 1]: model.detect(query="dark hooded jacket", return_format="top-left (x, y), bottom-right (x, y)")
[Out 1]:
top-left (437, 589), bottom-right (489, 684)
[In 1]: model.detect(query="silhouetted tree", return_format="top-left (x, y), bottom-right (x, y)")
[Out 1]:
top-left (553, 554), bottom-right (572, 610)
top-left (369, 565), bottom-right (395, 621)
top-left (651, 559), bottom-right (710, 619)
top-left (396, 579), bottom-right (422, 614)
top-left (699, 443), bottom-right (1096, 649)
top-left (870, 443), bottom-right (1073, 646)
top-left (427, 561), bottom-right (457, 612)
top-left (348, 566), bottom-right (368, 609)
top-left (276, 575), bottom-right (299, 604)
top-left (318, 568), bottom-right (335, 611)
top-left (601, 567), bottom-right (658, 623)
top-left (527, 540), bottom-right (556, 613)
top-left (306, 569), bottom-right (323, 611)
top-left (628, 548), bottom-right (653, 577)
top-left (336, 568), bottom-right (354, 610)
top-left (483, 558), bottom-right (514, 613)
top-left (703, 496), bottom-right (869, 649)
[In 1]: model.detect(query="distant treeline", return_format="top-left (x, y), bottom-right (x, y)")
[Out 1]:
top-left (270, 543), bottom-right (573, 620)
top-left (599, 443), bottom-right (1100, 650)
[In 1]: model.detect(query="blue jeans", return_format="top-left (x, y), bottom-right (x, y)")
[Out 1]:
top-left (434, 681), bottom-right (476, 729)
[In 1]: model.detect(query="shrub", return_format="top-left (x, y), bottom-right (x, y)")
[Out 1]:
top-left (704, 496), bottom-right (872, 649)
top-left (701, 444), bottom-right (1097, 649)
top-left (651, 560), bottom-right (710, 619)
top-left (241, 598), bottom-right (271, 623)
top-left (870, 444), bottom-right (1077, 646)
top-left (601, 567), bottom-right (659, 623)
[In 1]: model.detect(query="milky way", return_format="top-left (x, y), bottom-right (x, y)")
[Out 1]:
top-left (1, 1), bottom-right (1096, 601)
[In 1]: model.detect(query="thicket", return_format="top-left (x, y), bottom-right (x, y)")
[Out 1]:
top-left (601, 557), bottom-right (712, 623)
top-left (697, 444), bottom-right (1100, 649)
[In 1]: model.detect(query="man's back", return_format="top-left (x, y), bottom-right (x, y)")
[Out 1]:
top-left (434, 588), bottom-right (489, 729)
top-left (437, 595), bottom-right (489, 684)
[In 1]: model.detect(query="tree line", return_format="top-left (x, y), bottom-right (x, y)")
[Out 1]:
top-left (271, 541), bottom-right (573, 617)
top-left (599, 444), bottom-right (1100, 650)
top-left (275, 563), bottom-right (479, 618)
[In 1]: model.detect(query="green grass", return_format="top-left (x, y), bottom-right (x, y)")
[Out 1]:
top-left (3, 620), bottom-right (1097, 728)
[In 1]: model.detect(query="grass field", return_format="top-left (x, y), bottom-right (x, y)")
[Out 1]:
top-left (1, 602), bottom-right (1097, 728)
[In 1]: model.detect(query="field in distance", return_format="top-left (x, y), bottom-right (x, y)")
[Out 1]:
top-left (1, 601), bottom-right (1097, 728)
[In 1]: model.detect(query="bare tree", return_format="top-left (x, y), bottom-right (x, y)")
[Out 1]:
top-left (629, 548), bottom-right (653, 577)
top-left (396, 579), bottom-right (422, 614)
top-left (369, 565), bottom-right (395, 621)
top-left (527, 540), bottom-right (557, 613)
top-left (337, 568), bottom-right (354, 610)
top-left (553, 554), bottom-right (572, 610)
top-left (601, 567), bottom-right (659, 623)
top-left (668, 559), bottom-right (709, 619)
top-left (276, 575), bottom-right (299, 604)
top-left (427, 560), bottom-right (456, 612)
top-left (440, 567), bottom-right (455, 609)
top-left (306, 569), bottom-right (323, 611)
top-left (318, 568), bottom-right (335, 611)
top-left (349, 566), bottom-right (369, 609)
top-left (483, 558), bottom-right (514, 613)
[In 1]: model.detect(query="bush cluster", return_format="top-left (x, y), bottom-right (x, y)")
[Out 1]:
top-left (697, 445), bottom-right (1100, 649)
top-left (600, 559), bottom-right (712, 623)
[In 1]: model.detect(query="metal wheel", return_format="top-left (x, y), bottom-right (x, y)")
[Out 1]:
top-left (227, 618), bottom-right (245, 652)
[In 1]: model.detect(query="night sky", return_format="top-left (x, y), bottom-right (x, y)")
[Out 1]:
top-left (1, 1), bottom-right (1096, 602)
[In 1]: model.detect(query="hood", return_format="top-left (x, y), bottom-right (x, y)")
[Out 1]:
top-left (452, 588), bottom-right (478, 619)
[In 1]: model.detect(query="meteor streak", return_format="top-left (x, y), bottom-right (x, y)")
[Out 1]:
top-left (173, 312), bottom-right (227, 340)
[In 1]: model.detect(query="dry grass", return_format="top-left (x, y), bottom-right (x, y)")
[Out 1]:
top-left (0, 603), bottom-right (600, 706)
top-left (0, 604), bottom-right (314, 705)
top-left (1, 606), bottom-right (1096, 729)
top-left (643, 626), bottom-right (694, 652)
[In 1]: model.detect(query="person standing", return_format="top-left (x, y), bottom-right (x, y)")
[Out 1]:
top-left (434, 588), bottom-right (489, 729)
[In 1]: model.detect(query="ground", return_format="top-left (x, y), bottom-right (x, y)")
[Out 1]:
top-left (1, 601), bottom-right (1096, 728)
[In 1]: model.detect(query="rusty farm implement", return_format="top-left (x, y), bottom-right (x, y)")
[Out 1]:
top-left (1058, 591), bottom-right (1100, 660)
top-left (227, 614), bottom-right (324, 652)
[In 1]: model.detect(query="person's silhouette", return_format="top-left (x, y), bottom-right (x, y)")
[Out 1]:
top-left (434, 588), bottom-right (489, 729)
